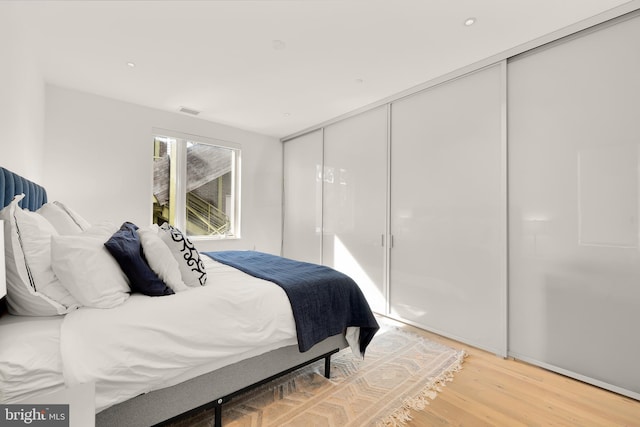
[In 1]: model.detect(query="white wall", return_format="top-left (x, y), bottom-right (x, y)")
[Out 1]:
top-left (44, 85), bottom-right (282, 254)
top-left (0, 3), bottom-right (45, 181)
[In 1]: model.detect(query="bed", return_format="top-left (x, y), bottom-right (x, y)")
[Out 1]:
top-left (0, 166), bottom-right (379, 426)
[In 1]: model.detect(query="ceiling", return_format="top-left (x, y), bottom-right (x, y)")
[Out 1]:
top-left (8, 0), bottom-right (635, 138)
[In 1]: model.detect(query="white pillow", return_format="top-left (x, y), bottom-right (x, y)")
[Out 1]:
top-left (37, 202), bottom-right (87, 235)
top-left (138, 225), bottom-right (188, 292)
top-left (54, 201), bottom-right (91, 231)
top-left (0, 195), bottom-right (79, 316)
top-left (51, 224), bottom-right (130, 309)
top-left (157, 223), bottom-right (207, 287)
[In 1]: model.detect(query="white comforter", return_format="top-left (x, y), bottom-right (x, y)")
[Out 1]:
top-left (60, 256), bottom-right (298, 412)
top-left (0, 315), bottom-right (66, 403)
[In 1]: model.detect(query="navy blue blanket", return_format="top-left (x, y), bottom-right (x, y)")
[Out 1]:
top-left (204, 251), bottom-right (379, 354)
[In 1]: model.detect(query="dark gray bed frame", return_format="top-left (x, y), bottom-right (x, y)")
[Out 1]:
top-left (99, 334), bottom-right (348, 427)
top-left (0, 166), bottom-right (349, 426)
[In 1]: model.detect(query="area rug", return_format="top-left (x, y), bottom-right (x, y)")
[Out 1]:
top-left (179, 325), bottom-right (465, 427)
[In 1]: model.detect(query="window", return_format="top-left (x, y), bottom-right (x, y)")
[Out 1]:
top-left (152, 130), bottom-right (241, 239)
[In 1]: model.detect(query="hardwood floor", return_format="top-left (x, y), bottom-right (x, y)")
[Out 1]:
top-left (381, 316), bottom-right (640, 427)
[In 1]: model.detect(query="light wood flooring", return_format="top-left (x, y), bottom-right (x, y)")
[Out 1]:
top-left (382, 316), bottom-right (640, 427)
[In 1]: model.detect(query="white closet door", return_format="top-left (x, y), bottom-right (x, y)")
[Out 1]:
top-left (508, 14), bottom-right (640, 398)
top-left (323, 106), bottom-right (388, 314)
top-left (282, 130), bottom-right (323, 263)
top-left (389, 63), bottom-right (505, 354)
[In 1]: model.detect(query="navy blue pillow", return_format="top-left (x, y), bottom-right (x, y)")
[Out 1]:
top-left (104, 222), bottom-right (174, 296)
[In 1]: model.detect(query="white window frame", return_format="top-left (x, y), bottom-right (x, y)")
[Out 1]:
top-left (152, 128), bottom-right (242, 240)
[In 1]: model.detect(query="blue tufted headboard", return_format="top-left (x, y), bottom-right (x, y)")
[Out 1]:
top-left (1, 167), bottom-right (48, 211)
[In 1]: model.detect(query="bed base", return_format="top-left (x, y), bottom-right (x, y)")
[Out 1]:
top-left (157, 347), bottom-right (339, 427)
top-left (96, 334), bottom-right (348, 427)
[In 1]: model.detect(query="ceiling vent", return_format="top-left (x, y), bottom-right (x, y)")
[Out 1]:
top-left (179, 106), bottom-right (200, 116)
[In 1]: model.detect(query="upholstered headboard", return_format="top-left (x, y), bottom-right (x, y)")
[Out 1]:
top-left (1, 167), bottom-right (48, 211)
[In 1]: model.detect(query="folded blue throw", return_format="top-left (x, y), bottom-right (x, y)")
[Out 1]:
top-left (203, 251), bottom-right (379, 354)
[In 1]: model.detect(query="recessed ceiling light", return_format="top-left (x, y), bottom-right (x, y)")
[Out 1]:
top-left (272, 40), bottom-right (287, 50)
top-left (355, 78), bottom-right (364, 84)
top-left (464, 17), bottom-right (476, 26)
top-left (283, 112), bottom-right (291, 117)
top-left (127, 62), bottom-right (136, 68)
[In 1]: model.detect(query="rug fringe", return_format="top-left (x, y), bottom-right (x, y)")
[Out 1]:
top-left (375, 349), bottom-right (467, 427)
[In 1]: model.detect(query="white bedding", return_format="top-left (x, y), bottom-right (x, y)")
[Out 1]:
top-left (0, 256), bottom-right (357, 413)
top-left (60, 256), bottom-right (298, 412)
top-left (0, 315), bottom-right (66, 403)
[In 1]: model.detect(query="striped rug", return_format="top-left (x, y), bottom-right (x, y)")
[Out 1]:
top-left (185, 324), bottom-right (465, 427)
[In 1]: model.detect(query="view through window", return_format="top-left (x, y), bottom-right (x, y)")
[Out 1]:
top-left (153, 133), bottom-right (240, 238)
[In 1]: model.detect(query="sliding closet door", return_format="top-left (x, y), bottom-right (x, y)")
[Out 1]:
top-left (282, 130), bottom-right (323, 263)
top-left (508, 13), bottom-right (640, 397)
top-left (323, 106), bottom-right (388, 314)
top-left (389, 63), bottom-right (506, 354)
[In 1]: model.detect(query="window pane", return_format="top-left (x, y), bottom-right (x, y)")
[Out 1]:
top-left (152, 136), bottom-right (174, 227)
top-left (185, 141), bottom-right (235, 237)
